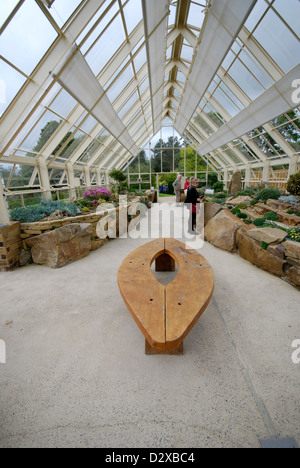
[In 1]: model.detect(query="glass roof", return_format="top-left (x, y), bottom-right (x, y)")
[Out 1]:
top-left (0, 0), bottom-right (299, 188)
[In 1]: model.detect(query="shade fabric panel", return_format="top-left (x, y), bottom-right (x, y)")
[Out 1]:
top-left (175, 0), bottom-right (258, 135)
top-left (52, 49), bottom-right (139, 156)
top-left (195, 64), bottom-right (300, 155)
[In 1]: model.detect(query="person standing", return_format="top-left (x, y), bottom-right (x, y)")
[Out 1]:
top-left (184, 177), bottom-right (190, 190)
top-left (185, 178), bottom-right (203, 235)
top-left (173, 174), bottom-right (182, 204)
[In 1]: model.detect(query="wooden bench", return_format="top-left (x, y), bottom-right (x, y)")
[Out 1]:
top-left (118, 238), bottom-right (214, 355)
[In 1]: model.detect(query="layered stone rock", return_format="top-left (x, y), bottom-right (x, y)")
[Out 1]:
top-left (26, 223), bottom-right (92, 268)
top-left (245, 227), bottom-right (287, 244)
top-left (236, 227), bottom-right (285, 277)
top-left (204, 210), bottom-right (244, 252)
top-left (204, 202), bottom-right (224, 226)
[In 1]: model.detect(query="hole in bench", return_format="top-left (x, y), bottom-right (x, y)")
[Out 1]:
top-left (151, 253), bottom-right (179, 286)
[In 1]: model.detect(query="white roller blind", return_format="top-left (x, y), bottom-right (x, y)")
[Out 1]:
top-left (52, 49), bottom-right (139, 156)
top-left (175, 0), bottom-right (257, 135)
top-left (196, 64), bottom-right (300, 156)
top-left (142, 0), bottom-right (169, 135)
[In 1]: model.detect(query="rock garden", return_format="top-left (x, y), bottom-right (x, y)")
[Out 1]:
top-left (0, 186), bottom-right (155, 270)
top-left (203, 172), bottom-right (300, 289)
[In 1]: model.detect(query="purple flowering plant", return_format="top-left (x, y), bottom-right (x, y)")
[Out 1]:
top-left (83, 187), bottom-right (112, 206)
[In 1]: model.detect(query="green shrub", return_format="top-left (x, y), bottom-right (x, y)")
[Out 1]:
top-left (10, 200), bottom-right (79, 223)
top-left (287, 173), bottom-right (300, 196)
top-left (264, 212), bottom-right (279, 221)
top-left (212, 181), bottom-right (224, 192)
top-left (236, 189), bottom-right (255, 197)
top-left (231, 207), bottom-right (241, 215)
top-left (250, 199), bottom-right (258, 206)
top-left (255, 188), bottom-right (281, 201)
top-left (286, 209), bottom-right (295, 214)
top-left (212, 198), bottom-right (226, 205)
top-left (261, 241), bottom-right (269, 250)
top-left (237, 212), bottom-right (248, 219)
top-left (236, 203), bottom-right (248, 209)
top-left (253, 218), bottom-right (266, 227)
top-left (243, 219), bottom-right (253, 224)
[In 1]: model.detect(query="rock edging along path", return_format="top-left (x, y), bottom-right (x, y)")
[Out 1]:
top-left (204, 202), bottom-right (300, 288)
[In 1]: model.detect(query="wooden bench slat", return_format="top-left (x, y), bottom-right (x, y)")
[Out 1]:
top-left (118, 239), bottom-right (166, 349)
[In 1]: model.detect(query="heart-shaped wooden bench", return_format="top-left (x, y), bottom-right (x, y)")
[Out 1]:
top-left (118, 238), bottom-right (214, 354)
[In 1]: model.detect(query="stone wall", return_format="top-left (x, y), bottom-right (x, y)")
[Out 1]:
top-left (0, 222), bottom-right (21, 272)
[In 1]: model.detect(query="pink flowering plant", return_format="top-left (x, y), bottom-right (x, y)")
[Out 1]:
top-left (82, 186), bottom-right (112, 208)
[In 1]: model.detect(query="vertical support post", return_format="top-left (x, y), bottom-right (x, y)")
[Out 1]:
top-left (84, 166), bottom-right (91, 187)
top-left (0, 178), bottom-right (10, 225)
top-left (245, 164), bottom-right (251, 188)
top-left (37, 159), bottom-right (52, 201)
top-left (223, 167), bottom-right (229, 190)
top-left (66, 162), bottom-right (76, 200)
top-left (96, 168), bottom-right (101, 185)
top-left (262, 161), bottom-right (270, 183)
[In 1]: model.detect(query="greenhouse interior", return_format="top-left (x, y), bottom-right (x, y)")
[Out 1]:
top-left (0, 0), bottom-right (299, 449)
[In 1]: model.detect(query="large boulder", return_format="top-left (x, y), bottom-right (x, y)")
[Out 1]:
top-left (204, 202), bottom-right (224, 226)
top-left (226, 195), bottom-right (252, 206)
top-left (246, 227), bottom-right (287, 244)
top-left (204, 210), bottom-right (244, 252)
top-left (228, 171), bottom-right (242, 195)
top-left (26, 223), bottom-right (92, 268)
top-left (236, 227), bottom-right (285, 277)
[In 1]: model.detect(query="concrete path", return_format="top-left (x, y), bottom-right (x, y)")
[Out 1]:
top-left (0, 203), bottom-right (299, 448)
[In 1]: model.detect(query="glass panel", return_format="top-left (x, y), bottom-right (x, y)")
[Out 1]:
top-left (80, 2), bottom-right (120, 54)
top-left (118, 90), bottom-right (139, 118)
top-left (133, 46), bottom-right (147, 72)
top-left (21, 110), bottom-right (62, 152)
top-left (0, 0), bottom-right (58, 75)
top-left (0, 59), bottom-right (27, 117)
top-left (49, 89), bottom-right (77, 118)
top-left (86, 14), bottom-right (126, 75)
top-left (79, 115), bottom-right (98, 134)
top-left (253, 9), bottom-right (300, 73)
top-left (0, 0), bottom-right (20, 28)
top-left (212, 87), bottom-right (240, 117)
top-left (49, 0), bottom-right (83, 28)
top-left (273, 0), bottom-right (300, 36)
top-left (107, 64), bottom-right (134, 103)
top-left (187, 2), bottom-right (205, 29)
top-left (0, 163), bottom-right (14, 187)
top-left (123, 0), bottom-right (143, 35)
top-left (244, 0), bottom-right (268, 32)
top-left (168, 3), bottom-right (177, 27)
top-left (238, 50), bottom-right (274, 88)
top-left (139, 76), bottom-right (149, 96)
top-left (9, 165), bottom-right (36, 187)
top-left (228, 59), bottom-right (264, 101)
top-left (181, 43), bottom-right (193, 62)
top-left (60, 129), bottom-right (86, 159)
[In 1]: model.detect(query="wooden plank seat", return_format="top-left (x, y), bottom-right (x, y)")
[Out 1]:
top-left (118, 238), bottom-right (214, 354)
